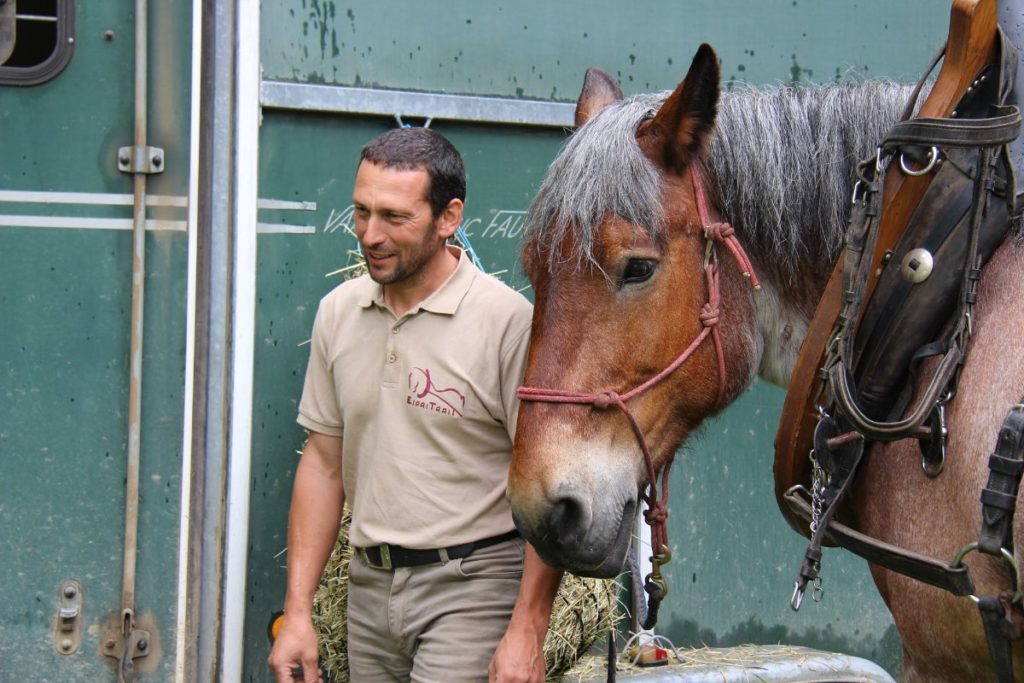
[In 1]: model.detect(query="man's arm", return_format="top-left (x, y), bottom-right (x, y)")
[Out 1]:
top-left (268, 431), bottom-right (345, 683)
top-left (488, 543), bottom-right (563, 683)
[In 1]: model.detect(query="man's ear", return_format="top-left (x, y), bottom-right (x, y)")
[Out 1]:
top-left (436, 198), bottom-right (464, 239)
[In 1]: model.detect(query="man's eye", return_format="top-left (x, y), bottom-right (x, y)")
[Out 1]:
top-left (621, 259), bottom-right (656, 285)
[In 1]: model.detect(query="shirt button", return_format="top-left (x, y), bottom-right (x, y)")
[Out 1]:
top-left (387, 352), bottom-right (397, 363)
top-left (392, 327), bottom-right (400, 334)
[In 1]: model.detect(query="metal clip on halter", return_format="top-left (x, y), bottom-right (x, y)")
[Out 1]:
top-left (641, 546), bottom-right (672, 631)
top-left (644, 546), bottom-right (671, 601)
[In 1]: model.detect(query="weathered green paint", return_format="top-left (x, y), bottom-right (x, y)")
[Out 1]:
top-left (0, 0), bottom-right (192, 680)
top-left (262, 0), bottom-right (948, 98)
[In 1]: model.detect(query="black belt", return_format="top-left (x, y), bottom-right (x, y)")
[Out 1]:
top-left (358, 530), bottom-right (520, 570)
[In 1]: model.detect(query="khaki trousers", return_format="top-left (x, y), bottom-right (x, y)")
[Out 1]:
top-left (346, 537), bottom-right (525, 682)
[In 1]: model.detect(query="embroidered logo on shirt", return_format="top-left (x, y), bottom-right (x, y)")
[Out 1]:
top-left (407, 367), bottom-right (465, 417)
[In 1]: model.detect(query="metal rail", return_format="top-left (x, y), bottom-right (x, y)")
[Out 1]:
top-left (118, 0), bottom-right (150, 680)
top-left (260, 80), bottom-right (575, 129)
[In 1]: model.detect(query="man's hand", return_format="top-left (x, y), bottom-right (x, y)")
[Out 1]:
top-left (268, 612), bottom-right (322, 683)
top-left (488, 544), bottom-right (562, 682)
top-left (269, 432), bottom-right (344, 682)
top-left (488, 621), bottom-right (546, 683)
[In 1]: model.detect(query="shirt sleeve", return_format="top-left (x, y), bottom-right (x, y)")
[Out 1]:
top-left (498, 301), bottom-right (533, 442)
top-left (297, 298), bottom-right (345, 437)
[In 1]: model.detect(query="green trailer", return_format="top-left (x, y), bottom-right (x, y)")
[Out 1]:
top-left (0, 2), bottom-right (956, 680)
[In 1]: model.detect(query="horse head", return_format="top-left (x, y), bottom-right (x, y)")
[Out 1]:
top-left (509, 45), bottom-right (762, 577)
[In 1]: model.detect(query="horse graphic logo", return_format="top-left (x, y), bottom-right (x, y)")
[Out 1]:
top-left (407, 367), bottom-right (465, 417)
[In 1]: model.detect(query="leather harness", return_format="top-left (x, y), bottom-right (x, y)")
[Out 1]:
top-left (783, 28), bottom-right (1024, 681)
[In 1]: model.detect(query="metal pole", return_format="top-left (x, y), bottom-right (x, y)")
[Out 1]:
top-left (118, 0), bottom-right (149, 680)
top-left (186, 0), bottom-right (260, 678)
top-left (221, 0), bottom-right (260, 676)
top-left (174, 0), bottom-right (204, 677)
top-left (123, 0), bottom-right (148, 638)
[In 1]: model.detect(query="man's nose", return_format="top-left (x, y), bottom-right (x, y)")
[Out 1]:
top-left (359, 215), bottom-right (386, 246)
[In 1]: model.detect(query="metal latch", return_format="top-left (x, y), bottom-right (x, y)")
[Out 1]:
top-left (53, 580), bottom-right (83, 655)
top-left (102, 618), bottom-right (152, 682)
top-left (117, 145), bottom-right (165, 175)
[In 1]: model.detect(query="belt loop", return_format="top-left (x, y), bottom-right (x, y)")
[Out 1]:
top-left (438, 548), bottom-right (450, 565)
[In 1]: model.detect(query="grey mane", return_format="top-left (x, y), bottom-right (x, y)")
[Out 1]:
top-left (524, 81), bottom-right (914, 281)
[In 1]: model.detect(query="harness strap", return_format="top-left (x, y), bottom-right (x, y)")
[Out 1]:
top-left (979, 403), bottom-right (1024, 555)
top-left (784, 486), bottom-right (977, 596)
top-left (978, 595), bottom-right (1016, 683)
top-left (829, 346), bottom-right (962, 441)
top-left (885, 107), bottom-right (1022, 148)
top-left (973, 398), bottom-right (1024, 681)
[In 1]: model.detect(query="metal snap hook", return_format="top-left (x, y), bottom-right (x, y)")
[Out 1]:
top-left (790, 581), bottom-right (805, 611)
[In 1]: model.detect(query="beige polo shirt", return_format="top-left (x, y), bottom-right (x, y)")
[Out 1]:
top-left (297, 248), bottom-right (532, 549)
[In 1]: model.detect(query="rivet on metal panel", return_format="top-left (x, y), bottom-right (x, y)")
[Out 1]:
top-left (117, 145), bottom-right (166, 175)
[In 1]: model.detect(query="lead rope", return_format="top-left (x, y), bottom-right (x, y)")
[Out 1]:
top-left (518, 168), bottom-right (759, 633)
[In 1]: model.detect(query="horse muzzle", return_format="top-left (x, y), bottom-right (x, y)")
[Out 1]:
top-left (509, 480), bottom-right (637, 578)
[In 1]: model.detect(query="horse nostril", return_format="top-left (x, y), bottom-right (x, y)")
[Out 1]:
top-left (549, 492), bottom-right (592, 545)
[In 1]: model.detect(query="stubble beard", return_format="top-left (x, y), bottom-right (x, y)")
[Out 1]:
top-left (365, 221), bottom-right (444, 286)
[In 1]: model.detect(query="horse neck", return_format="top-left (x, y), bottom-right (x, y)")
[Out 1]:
top-left (703, 81), bottom-right (911, 386)
top-left (730, 243), bottom-right (834, 388)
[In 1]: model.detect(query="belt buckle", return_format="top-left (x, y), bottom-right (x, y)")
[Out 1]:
top-left (360, 545), bottom-right (392, 570)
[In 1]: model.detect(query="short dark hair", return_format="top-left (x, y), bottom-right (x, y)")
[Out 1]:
top-left (360, 128), bottom-right (467, 217)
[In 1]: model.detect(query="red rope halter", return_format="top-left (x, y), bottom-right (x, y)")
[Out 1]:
top-left (517, 167), bottom-right (760, 559)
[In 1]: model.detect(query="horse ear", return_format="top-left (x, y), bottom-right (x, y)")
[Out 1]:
top-left (575, 67), bottom-right (624, 127)
top-left (642, 43), bottom-right (720, 174)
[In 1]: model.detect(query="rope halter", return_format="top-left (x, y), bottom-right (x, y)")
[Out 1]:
top-left (516, 167), bottom-right (760, 584)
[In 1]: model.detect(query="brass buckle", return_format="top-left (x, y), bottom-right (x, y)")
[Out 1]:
top-left (362, 545), bottom-right (392, 570)
top-left (378, 545), bottom-right (392, 570)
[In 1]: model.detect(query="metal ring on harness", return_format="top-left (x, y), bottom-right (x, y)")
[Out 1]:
top-left (899, 145), bottom-right (940, 176)
top-left (952, 542), bottom-right (1023, 605)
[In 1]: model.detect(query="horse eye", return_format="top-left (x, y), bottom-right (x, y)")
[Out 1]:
top-left (620, 258), bottom-right (656, 285)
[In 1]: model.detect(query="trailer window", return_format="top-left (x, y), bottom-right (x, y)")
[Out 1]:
top-left (0, 0), bottom-right (74, 86)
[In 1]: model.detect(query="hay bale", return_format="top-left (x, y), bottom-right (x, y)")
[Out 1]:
top-left (311, 508), bottom-right (622, 681)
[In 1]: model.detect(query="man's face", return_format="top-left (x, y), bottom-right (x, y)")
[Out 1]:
top-left (352, 161), bottom-right (453, 285)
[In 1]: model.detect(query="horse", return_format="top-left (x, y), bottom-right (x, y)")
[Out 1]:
top-left (507, 43), bottom-right (1024, 682)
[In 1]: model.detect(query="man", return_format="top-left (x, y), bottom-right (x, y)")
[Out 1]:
top-left (268, 127), bottom-right (562, 683)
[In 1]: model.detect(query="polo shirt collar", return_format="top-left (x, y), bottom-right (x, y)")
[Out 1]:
top-left (356, 246), bottom-right (476, 316)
